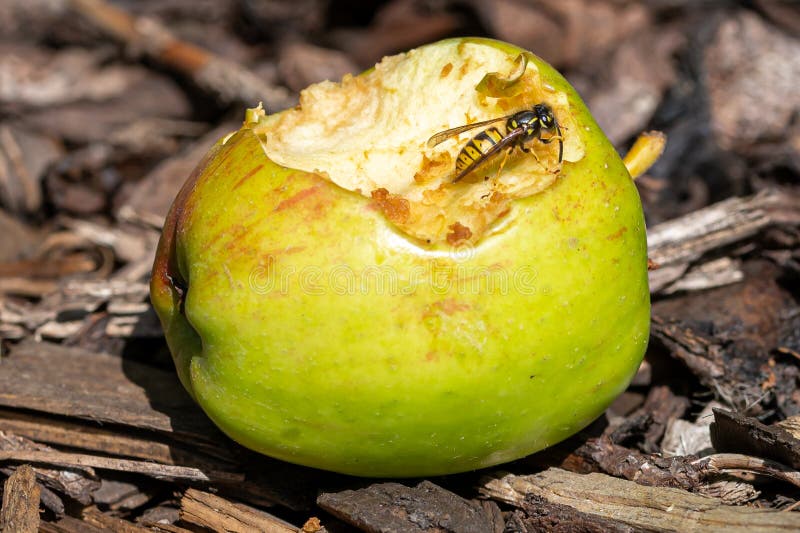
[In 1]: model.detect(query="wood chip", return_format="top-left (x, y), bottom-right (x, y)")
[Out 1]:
top-left (92, 478), bottom-right (150, 510)
top-left (503, 500), bottom-right (636, 533)
top-left (481, 468), bottom-right (800, 532)
top-left (0, 408), bottom-right (234, 470)
top-left (0, 448), bottom-right (242, 484)
top-left (705, 11), bottom-right (800, 151)
top-left (0, 464), bottom-right (40, 533)
top-left (0, 430), bottom-right (99, 505)
top-left (0, 339), bottom-right (233, 457)
top-left (0, 123), bottom-right (63, 216)
top-left (608, 384), bottom-right (690, 452)
top-left (39, 515), bottom-right (106, 533)
top-left (710, 409), bottom-right (800, 470)
top-left (577, 437), bottom-right (703, 492)
top-left (318, 480), bottom-right (504, 533)
top-left (646, 188), bottom-right (800, 293)
top-left (180, 488), bottom-right (298, 533)
top-left (81, 506), bottom-right (152, 532)
top-left (58, 218), bottom-right (156, 265)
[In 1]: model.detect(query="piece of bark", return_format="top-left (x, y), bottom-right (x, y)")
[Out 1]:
top-left (503, 497), bottom-right (636, 533)
top-left (0, 464), bottom-right (41, 533)
top-left (140, 523), bottom-right (194, 533)
top-left (0, 232), bottom-right (114, 300)
top-left (318, 480), bottom-right (504, 533)
top-left (577, 437), bottom-right (702, 492)
top-left (22, 72), bottom-right (192, 147)
top-left (0, 409), bottom-right (235, 471)
top-left (238, 0), bottom-right (325, 38)
top-left (0, 0), bottom-right (68, 42)
top-left (477, 0), bottom-right (651, 71)
top-left (58, 218), bottom-right (156, 265)
top-left (608, 384), bottom-right (690, 452)
top-left (0, 123), bottom-right (62, 215)
top-left (0, 45), bottom-right (156, 109)
top-left (105, 310), bottom-right (164, 338)
top-left (81, 507), bottom-right (152, 532)
top-left (0, 339), bottom-right (233, 459)
top-left (0, 431), bottom-right (99, 505)
top-left (481, 468), bottom-right (800, 532)
top-left (39, 515), bottom-right (107, 533)
top-left (0, 448), bottom-right (241, 484)
top-left (137, 505), bottom-right (180, 527)
top-left (776, 416), bottom-right (800, 439)
top-left (655, 259), bottom-right (795, 357)
top-left (710, 409), bottom-right (800, 470)
top-left (754, 0), bottom-right (800, 35)
top-left (180, 488), bottom-right (297, 533)
top-left (91, 479), bottom-right (151, 511)
top-left (646, 188), bottom-right (800, 293)
top-left (0, 342), bottom-right (316, 513)
top-left (659, 256), bottom-right (744, 295)
top-left (651, 258), bottom-right (800, 416)
top-left (704, 11), bottom-right (800, 152)
top-left (36, 485), bottom-right (64, 519)
top-left (588, 29), bottom-right (683, 145)
top-left (583, 436), bottom-right (759, 505)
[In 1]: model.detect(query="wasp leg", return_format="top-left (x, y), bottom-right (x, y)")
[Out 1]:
top-left (539, 132), bottom-right (564, 164)
top-left (521, 144), bottom-right (549, 171)
top-left (521, 145), bottom-right (539, 161)
top-left (494, 146), bottom-right (514, 180)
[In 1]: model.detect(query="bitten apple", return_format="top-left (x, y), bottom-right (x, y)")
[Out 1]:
top-left (151, 38), bottom-right (650, 477)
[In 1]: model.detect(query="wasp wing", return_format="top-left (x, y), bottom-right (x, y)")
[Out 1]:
top-left (453, 127), bottom-right (525, 182)
top-left (426, 114), bottom-right (513, 148)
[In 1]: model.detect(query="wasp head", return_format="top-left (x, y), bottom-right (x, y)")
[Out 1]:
top-left (534, 103), bottom-right (556, 131)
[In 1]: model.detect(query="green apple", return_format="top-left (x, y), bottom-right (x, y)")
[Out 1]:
top-left (150, 38), bottom-right (650, 477)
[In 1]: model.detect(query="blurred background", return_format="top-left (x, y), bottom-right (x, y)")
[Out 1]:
top-left (2, 0), bottom-right (797, 234)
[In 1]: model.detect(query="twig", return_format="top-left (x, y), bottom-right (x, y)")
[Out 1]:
top-left (696, 453), bottom-right (800, 490)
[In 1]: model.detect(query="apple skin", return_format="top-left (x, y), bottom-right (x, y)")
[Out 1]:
top-left (151, 38), bottom-right (650, 477)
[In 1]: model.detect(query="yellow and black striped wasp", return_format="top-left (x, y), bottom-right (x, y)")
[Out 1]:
top-left (427, 103), bottom-right (563, 183)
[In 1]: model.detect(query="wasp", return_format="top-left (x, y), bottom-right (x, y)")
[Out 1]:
top-left (427, 103), bottom-right (563, 183)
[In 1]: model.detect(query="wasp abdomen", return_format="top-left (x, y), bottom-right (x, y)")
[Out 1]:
top-left (455, 127), bottom-right (504, 174)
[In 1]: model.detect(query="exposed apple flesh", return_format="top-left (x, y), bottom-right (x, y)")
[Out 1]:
top-left (150, 38), bottom-right (650, 477)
